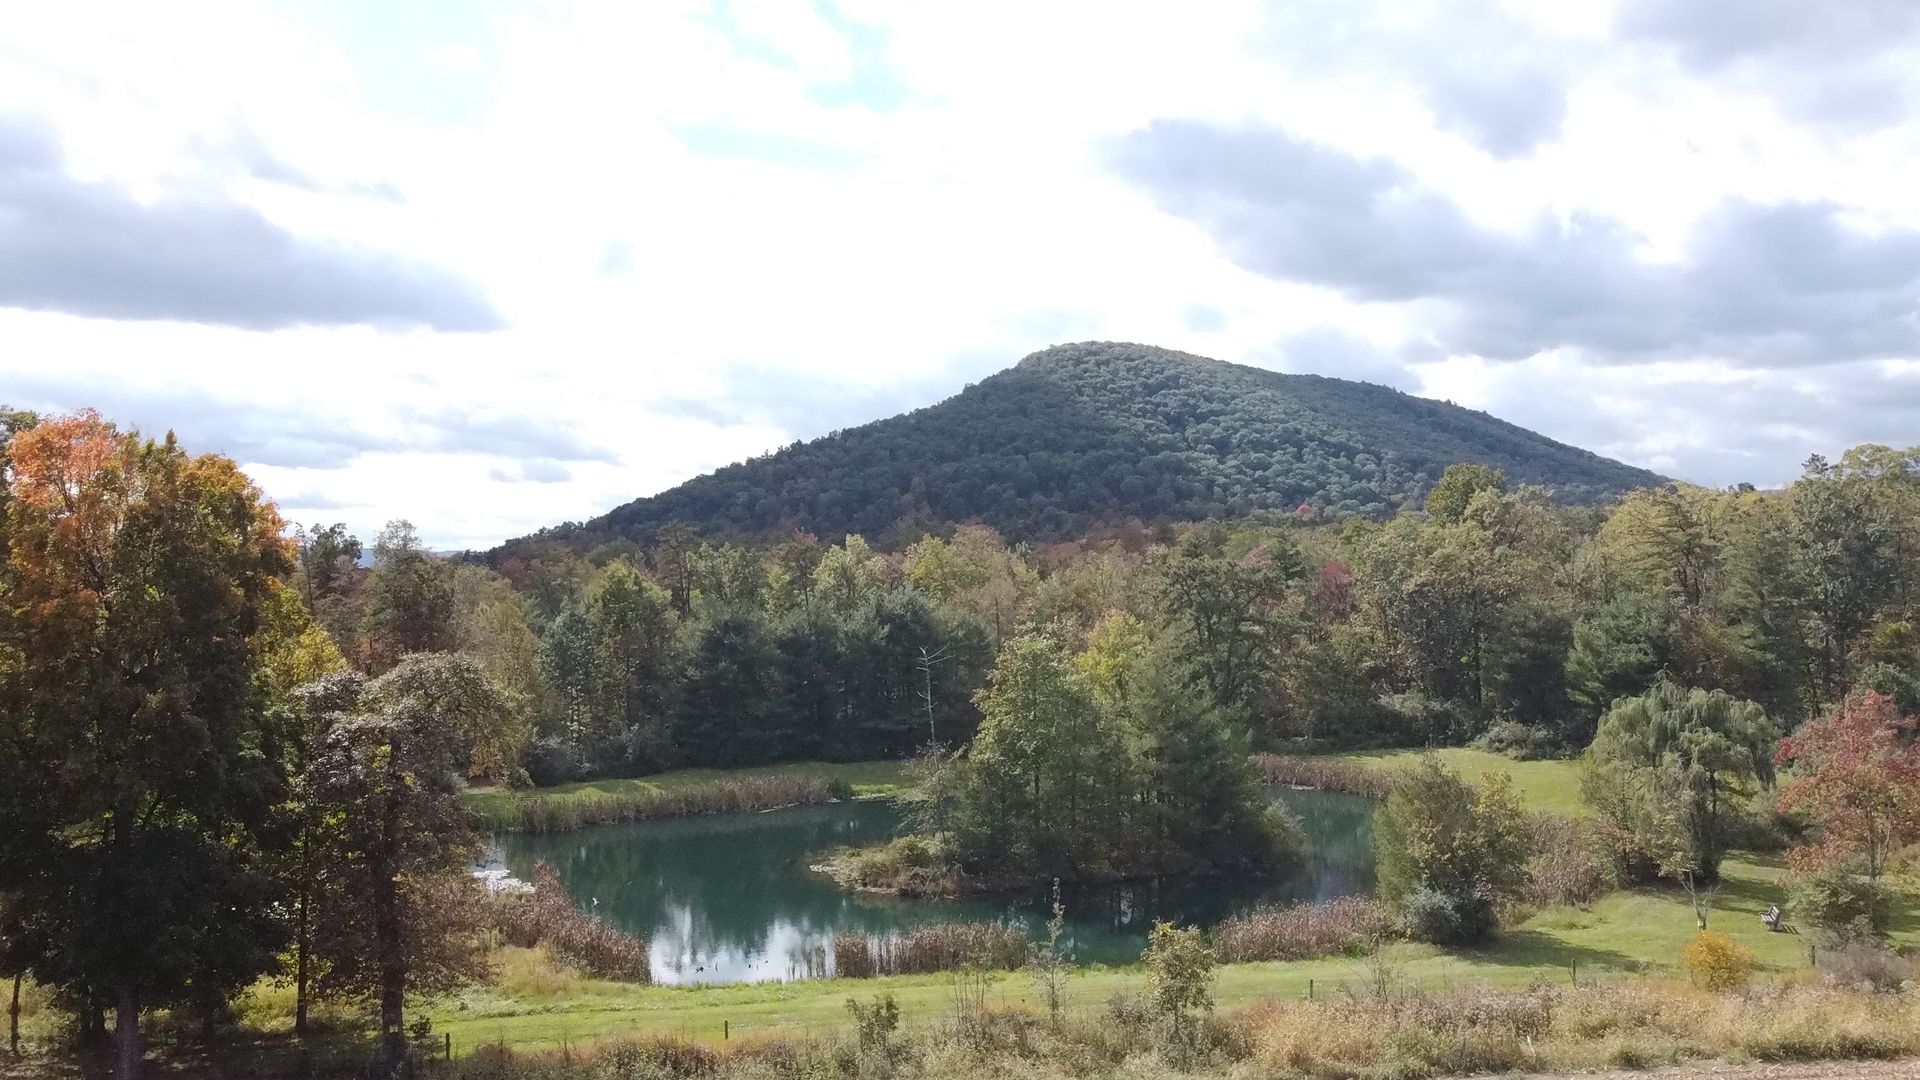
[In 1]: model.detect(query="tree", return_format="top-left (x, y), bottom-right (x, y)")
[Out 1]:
top-left (675, 609), bottom-right (780, 766)
top-left (947, 635), bottom-right (1131, 880)
top-left (1424, 462), bottom-right (1505, 524)
top-left (309, 654), bottom-right (502, 1073)
top-left (1775, 691), bottom-right (1920, 881)
top-left (1792, 461), bottom-right (1904, 698)
top-left (1373, 757), bottom-right (1528, 943)
top-left (1143, 922), bottom-right (1214, 1049)
top-left (0, 412), bottom-right (293, 1078)
top-left (1151, 527), bottom-right (1299, 716)
top-left (364, 521), bottom-right (454, 669)
top-left (1588, 678), bottom-right (1777, 881)
top-left (1123, 640), bottom-right (1284, 874)
top-left (588, 563), bottom-right (680, 770)
top-left (296, 522), bottom-right (362, 612)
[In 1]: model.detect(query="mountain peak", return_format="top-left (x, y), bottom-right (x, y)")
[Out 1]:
top-left (503, 342), bottom-right (1663, 554)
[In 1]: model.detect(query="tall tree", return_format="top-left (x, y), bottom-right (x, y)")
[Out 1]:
top-left (948, 635), bottom-right (1132, 879)
top-left (309, 655), bottom-right (501, 1073)
top-left (364, 521), bottom-right (454, 669)
top-left (1151, 527), bottom-right (1300, 717)
top-left (0, 412), bottom-right (293, 1078)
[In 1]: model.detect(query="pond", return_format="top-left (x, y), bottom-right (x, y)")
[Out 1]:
top-left (495, 787), bottom-right (1375, 985)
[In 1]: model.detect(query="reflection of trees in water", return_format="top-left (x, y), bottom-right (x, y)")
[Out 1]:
top-left (500, 803), bottom-right (906, 973)
top-left (498, 790), bottom-right (1377, 981)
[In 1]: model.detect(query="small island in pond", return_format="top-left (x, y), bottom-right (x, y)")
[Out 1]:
top-left (816, 606), bottom-right (1305, 898)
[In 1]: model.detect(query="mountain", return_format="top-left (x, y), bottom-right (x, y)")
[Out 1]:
top-left (512, 341), bottom-right (1665, 551)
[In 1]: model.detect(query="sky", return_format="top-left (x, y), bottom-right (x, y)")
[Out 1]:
top-left (5, 0), bottom-right (1920, 550)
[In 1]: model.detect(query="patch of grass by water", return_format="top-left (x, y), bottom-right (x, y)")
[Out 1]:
top-left (467, 761), bottom-right (911, 832)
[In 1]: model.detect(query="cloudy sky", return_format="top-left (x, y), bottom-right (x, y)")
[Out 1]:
top-left (7, 1), bottom-right (1920, 549)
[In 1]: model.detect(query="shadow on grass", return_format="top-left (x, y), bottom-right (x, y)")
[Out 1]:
top-left (1448, 930), bottom-right (1643, 977)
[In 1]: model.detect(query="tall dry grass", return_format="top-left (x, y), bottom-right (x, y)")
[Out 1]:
top-left (480, 774), bottom-right (836, 832)
top-left (1213, 896), bottom-right (1393, 962)
top-left (444, 980), bottom-right (1920, 1080)
top-left (1249, 754), bottom-right (1396, 799)
top-left (832, 923), bottom-right (1028, 978)
top-left (489, 863), bottom-right (651, 982)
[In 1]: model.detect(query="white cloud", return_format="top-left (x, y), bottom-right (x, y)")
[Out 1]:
top-left (3, 0), bottom-right (1918, 547)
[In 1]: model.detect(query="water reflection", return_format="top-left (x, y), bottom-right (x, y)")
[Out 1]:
top-left (496, 787), bottom-right (1374, 984)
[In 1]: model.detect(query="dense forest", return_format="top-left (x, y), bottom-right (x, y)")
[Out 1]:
top-left (350, 446), bottom-right (1913, 785)
top-left (504, 342), bottom-right (1666, 554)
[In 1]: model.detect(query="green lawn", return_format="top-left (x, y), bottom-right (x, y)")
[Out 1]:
top-left (463, 760), bottom-right (913, 825)
top-left (1329, 746), bottom-right (1591, 816)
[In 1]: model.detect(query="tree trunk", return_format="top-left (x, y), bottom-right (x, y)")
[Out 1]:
top-left (377, 734), bottom-right (407, 1076)
top-left (9, 971), bottom-right (19, 1055)
top-left (114, 983), bottom-right (140, 1080)
top-left (294, 887), bottom-right (310, 1037)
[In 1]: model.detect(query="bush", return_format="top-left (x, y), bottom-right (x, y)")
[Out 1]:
top-left (1788, 869), bottom-right (1894, 942)
top-left (845, 993), bottom-right (899, 1053)
top-left (1144, 922), bottom-right (1214, 1050)
top-left (1472, 721), bottom-right (1561, 760)
top-left (1681, 930), bottom-right (1755, 990)
top-left (1524, 812), bottom-right (1613, 908)
top-left (1399, 886), bottom-right (1496, 945)
top-left (1374, 757), bottom-right (1528, 944)
top-left (1817, 942), bottom-right (1917, 992)
top-left (526, 737), bottom-right (586, 788)
top-left (1213, 896), bottom-right (1394, 962)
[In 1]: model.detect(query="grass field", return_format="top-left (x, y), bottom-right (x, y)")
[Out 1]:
top-left (1328, 746), bottom-right (1592, 816)
top-left (464, 760), bottom-right (913, 829)
top-left (418, 751), bottom-right (1918, 1054)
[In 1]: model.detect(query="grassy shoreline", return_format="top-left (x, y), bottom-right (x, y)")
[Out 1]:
top-left (466, 760), bottom-right (913, 832)
top-left (426, 748), bottom-right (1919, 1052)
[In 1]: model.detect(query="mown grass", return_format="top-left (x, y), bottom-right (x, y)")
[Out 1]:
top-left (465, 761), bottom-right (912, 831)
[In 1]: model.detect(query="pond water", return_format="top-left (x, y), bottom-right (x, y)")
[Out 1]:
top-left (495, 787), bottom-right (1375, 985)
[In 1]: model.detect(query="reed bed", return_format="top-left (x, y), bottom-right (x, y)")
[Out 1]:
top-left (831, 922), bottom-right (1029, 978)
top-left (478, 774), bottom-right (837, 832)
top-left (1212, 895), bottom-right (1394, 962)
top-left (1249, 753), bottom-right (1396, 799)
top-left (490, 864), bottom-right (651, 982)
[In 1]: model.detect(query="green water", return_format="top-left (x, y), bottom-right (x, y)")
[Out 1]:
top-left (495, 787), bottom-right (1375, 984)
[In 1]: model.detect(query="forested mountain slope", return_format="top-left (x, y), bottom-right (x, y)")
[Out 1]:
top-left (518, 341), bottom-right (1664, 550)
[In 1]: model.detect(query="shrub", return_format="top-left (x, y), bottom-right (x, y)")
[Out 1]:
top-left (845, 993), bottom-right (899, 1053)
top-left (1473, 721), bottom-right (1561, 760)
top-left (1523, 812), bottom-right (1613, 908)
top-left (1144, 922), bottom-right (1214, 1050)
top-left (1374, 757), bottom-right (1528, 944)
top-left (1399, 886), bottom-right (1496, 945)
top-left (1213, 896), bottom-right (1393, 962)
top-left (1788, 869), bottom-right (1894, 942)
top-left (1681, 930), bottom-right (1755, 990)
top-left (1818, 942), bottom-right (1917, 992)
